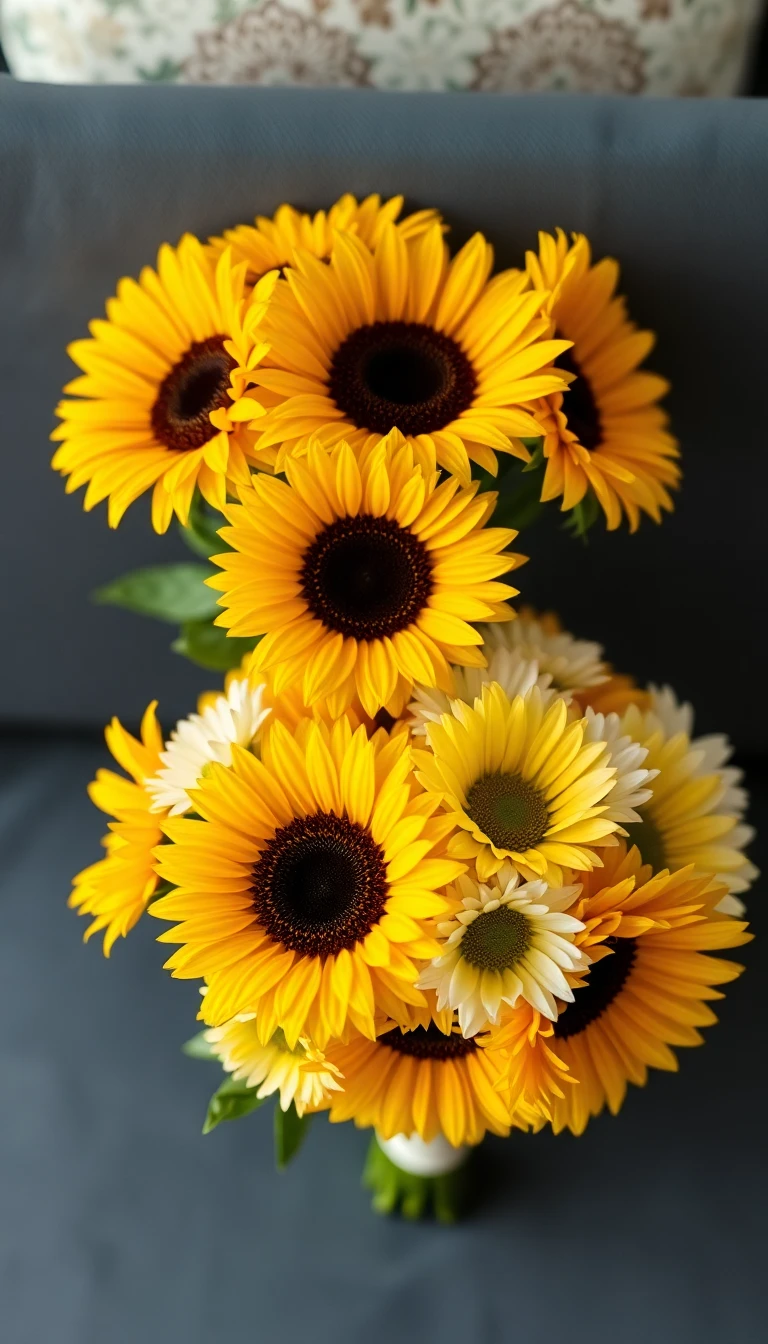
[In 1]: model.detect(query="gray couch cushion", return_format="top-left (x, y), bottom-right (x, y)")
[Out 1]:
top-left (1, 76), bottom-right (767, 749)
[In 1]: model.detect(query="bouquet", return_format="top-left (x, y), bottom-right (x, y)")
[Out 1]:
top-left (53, 195), bottom-right (755, 1221)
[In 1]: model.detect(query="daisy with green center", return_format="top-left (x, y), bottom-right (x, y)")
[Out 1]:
top-left (413, 682), bottom-right (621, 884)
top-left (204, 1015), bottom-right (343, 1116)
top-left (417, 865), bottom-right (587, 1036)
top-left (621, 685), bottom-right (757, 914)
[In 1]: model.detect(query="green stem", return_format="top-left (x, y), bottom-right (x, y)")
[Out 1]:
top-left (362, 1136), bottom-right (473, 1223)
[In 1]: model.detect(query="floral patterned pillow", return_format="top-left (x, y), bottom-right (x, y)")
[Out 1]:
top-left (1, 0), bottom-right (763, 96)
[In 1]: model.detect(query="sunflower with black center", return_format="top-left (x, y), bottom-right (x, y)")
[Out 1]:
top-left (69, 702), bottom-right (166, 955)
top-left (621, 687), bottom-right (757, 914)
top-left (52, 235), bottom-right (277, 532)
top-left (526, 229), bottom-right (680, 531)
top-left (207, 193), bottom-right (442, 283)
top-left (151, 715), bottom-right (463, 1048)
top-left (207, 430), bottom-right (524, 718)
top-left (490, 843), bottom-right (751, 1134)
top-left (324, 1014), bottom-right (523, 1147)
top-left (413, 682), bottom-right (621, 884)
top-left (241, 221), bottom-right (571, 481)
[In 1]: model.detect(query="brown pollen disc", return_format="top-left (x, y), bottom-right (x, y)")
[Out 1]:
top-left (328, 320), bottom-right (477, 437)
top-left (250, 811), bottom-right (388, 959)
top-left (151, 335), bottom-right (236, 452)
top-left (379, 1022), bottom-right (478, 1060)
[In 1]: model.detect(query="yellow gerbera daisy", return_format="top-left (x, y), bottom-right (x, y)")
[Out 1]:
top-left (204, 1016), bottom-right (343, 1116)
top-left (526, 229), bottom-right (680, 531)
top-left (244, 222), bottom-right (571, 480)
top-left (52, 235), bottom-right (276, 532)
top-left (621, 687), bottom-right (758, 913)
top-left (413, 682), bottom-right (621, 884)
top-left (151, 716), bottom-right (463, 1048)
top-left (490, 844), bottom-right (751, 1134)
top-left (324, 1018), bottom-right (517, 1147)
top-left (207, 192), bottom-right (442, 281)
top-left (574, 673), bottom-right (651, 718)
top-left (207, 430), bottom-right (525, 718)
top-left (69, 702), bottom-right (165, 955)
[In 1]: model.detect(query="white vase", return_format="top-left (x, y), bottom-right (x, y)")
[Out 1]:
top-left (1, 0), bottom-right (764, 96)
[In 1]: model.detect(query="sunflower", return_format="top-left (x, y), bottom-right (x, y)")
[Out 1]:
top-left (208, 431), bottom-right (525, 718)
top-left (324, 1017), bottom-right (518, 1147)
top-left (69, 702), bottom-right (165, 955)
top-left (413, 683), bottom-right (621, 884)
top-left (620, 687), bottom-right (757, 913)
top-left (417, 865), bottom-right (587, 1035)
top-left (242, 222), bottom-right (571, 480)
top-left (145, 675), bottom-right (271, 817)
top-left (52, 236), bottom-right (277, 532)
top-left (151, 716), bottom-right (463, 1048)
top-left (204, 1016), bottom-right (343, 1116)
top-left (207, 193), bottom-right (442, 282)
top-left (526, 229), bottom-right (680, 531)
top-left (490, 844), bottom-right (751, 1134)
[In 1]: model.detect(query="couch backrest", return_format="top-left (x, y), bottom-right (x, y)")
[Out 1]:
top-left (1, 77), bottom-right (767, 752)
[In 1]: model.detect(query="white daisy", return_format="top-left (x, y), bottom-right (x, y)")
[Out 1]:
top-left (483, 610), bottom-right (608, 693)
top-left (145, 677), bottom-right (270, 817)
top-left (417, 865), bottom-right (588, 1036)
top-left (205, 1016), bottom-right (343, 1116)
top-left (408, 648), bottom-right (556, 736)
top-left (582, 706), bottom-right (658, 827)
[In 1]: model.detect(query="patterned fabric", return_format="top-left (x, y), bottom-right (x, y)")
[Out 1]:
top-left (1, 0), bottom-right (763, 95)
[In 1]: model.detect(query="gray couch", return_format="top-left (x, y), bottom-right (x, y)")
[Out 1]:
top-left (1, 76), bottom-right (766, 1343)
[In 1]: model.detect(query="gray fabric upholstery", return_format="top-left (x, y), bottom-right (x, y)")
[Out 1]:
top-left (1, 736), bottom-right (765, 1343)
top-left (1, 76), bottom-right (768, 747)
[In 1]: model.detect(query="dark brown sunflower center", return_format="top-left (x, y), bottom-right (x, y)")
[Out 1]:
top-left (250, 812), bottom-right (388, 958)
top-left (328, 320), bottom-right (477, 436)
top-left (625, 811), bottom-right (667, 874)
top-left (466, 773), bottom-right (549, 852)
top-left (151, 335), bottom-right (235, 452)
top-left (461, 906), bottom-right (532, 972)
top-left (557, 346), bottom-right (602, 452)
top-left (299, 513), bottom-right (433, 641)
top-left (553, 936), bottom-right (637, 1039)
top-left (379, 1022), bottom-right (478, 1060)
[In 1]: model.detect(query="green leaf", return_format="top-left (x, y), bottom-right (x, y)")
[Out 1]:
top-left (274, 1103), bottom-right (312, 1170)
top-left (564, 489), bottom-right (601, 541)
top-left (203, 1076), bottom-right (266, 1134)
top-left (172, 620), bottom-right (258, 672)
top-left (182, 1031), bottom-right (217, 1061)
top-left (179, 492), bottom-right (229, 561)
top-left (92, 564), bottom-right (219, 623)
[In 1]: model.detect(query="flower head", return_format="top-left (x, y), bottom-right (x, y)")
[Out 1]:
top-left (489, 843), bottom-right (751, 1133)
top-left (621, 686), bottom-right (757, 912)
top-left (52, 236), bottom-right (276, 531)
top-left (208, 431), bottom-right (525, 718)
top-left (69, 702), bottom-right (165, 954)
top-left (527, 229), bottom-right (680, 530)
top-left (244, 223), bottom-right (570, 479)
top-left (418, 866), bottom-right (587, 1035)
top-left (151, 715), bottom-right (463, 1048)
top-left (205, 1017), bottom-right (343, 1116)
top-left (145, 676), bottom-right (271, 817)
top-left (324, 1016), bottom-right (520, 1147)
top-left (207, 193), bottom-right (442, 281)
top-left (414, 682), bottom-right (621, 883)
